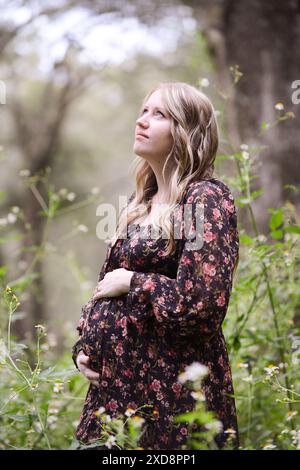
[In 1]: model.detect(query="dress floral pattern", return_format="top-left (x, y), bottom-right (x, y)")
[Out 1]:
top-left (71, 177), bottom-right (240, 450)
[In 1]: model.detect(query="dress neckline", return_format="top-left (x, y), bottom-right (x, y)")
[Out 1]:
top-left (129, 178), bottom-right (223, 230)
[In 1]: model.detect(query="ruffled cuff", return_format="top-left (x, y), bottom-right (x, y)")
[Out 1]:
top-left (126, 271), bottom-right (157, 321)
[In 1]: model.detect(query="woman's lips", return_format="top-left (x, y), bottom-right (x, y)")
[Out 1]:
top-left (135, 133), bottom-right (149, 139)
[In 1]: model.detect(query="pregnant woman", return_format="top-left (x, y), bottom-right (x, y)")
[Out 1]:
top-left (71, 81), bottom-right (240, 450)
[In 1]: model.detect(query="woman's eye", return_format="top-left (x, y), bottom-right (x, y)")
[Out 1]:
top-left (141, 109), bottom-right (164, 116)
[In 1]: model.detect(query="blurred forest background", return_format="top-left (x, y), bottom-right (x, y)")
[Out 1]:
top-left (0, 0), bottom-right (299, 450)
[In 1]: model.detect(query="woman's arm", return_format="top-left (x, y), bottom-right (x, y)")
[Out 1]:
top-left (126, 181), bottom-right (239, 341)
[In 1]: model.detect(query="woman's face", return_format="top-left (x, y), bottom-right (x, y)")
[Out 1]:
top-left (133, 89), bottom-right (173, 163)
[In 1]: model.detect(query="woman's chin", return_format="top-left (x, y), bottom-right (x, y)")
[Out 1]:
top-left (132, 147), bottom-right (150, 160)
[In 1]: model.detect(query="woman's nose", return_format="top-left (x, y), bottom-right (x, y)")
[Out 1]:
top-left (136, 116), bottom-right (149, 127)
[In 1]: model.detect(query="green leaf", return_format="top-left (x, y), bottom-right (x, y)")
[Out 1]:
top-left (237, 314), bottom-right (245, 323)
top-left (8, 414), bottom-right (28, 422)
top-left (269, 209), bottom-right (283, 230)
top-left (173, 412), bottom-right (197, 423)
top-left (283, 184), bottom-right (300, 194)
top-left (0, 265), bottom-right (8, 279)
top-left (270, 230), bottom-right (283, 239)
top-left (284, 225), bottom-right (300, 235)
top-left (233, 336), bottom-right (241, 351)
top-left (240, 234), bottom-right (254, 245)
top-left (215, 154), bottom-right (232, 162)
top-left (38, 365), bottom-right (57, 379)
top-left (251, 189), bottom-right (264, 200)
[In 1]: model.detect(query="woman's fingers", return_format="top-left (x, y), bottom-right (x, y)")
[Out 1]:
top-left (77, 352), bottom-right (100, 386)
top-left (92, 291), bottom-right (102, 301)
top-left (79, 363), bottom-right (100, 381)
top-left (77, 359), bottom-right (100, 379)
top-left (84, 368), bottom-right (100, 381)
top-left (92, 285), bottom-right (103, 300)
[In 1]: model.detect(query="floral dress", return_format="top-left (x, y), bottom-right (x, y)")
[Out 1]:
top-left (71, 177), bottom-right (240, 450)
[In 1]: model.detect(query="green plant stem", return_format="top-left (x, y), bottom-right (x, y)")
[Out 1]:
top-left (32, 392), bottom-right (51, 449)
top-left (234, 156), bottom-right (295, 419)
top-left (246, 382), bottom-right (253, 444)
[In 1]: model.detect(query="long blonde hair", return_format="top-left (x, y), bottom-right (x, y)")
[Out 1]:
top-left (115, 81), bottom-right (219, 256)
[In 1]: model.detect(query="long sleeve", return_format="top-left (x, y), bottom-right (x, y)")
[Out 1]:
top-left (125, 181), bottom-right (239, 341)
top-left (71, 189), bottom-right (136, 370)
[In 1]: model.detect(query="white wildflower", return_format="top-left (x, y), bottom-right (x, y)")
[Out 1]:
top-left (34, 324), bottom-right (46, 332)
top-left (286, 411), bottom-right (298, 422)
top-left (242, 374), bottom-right (254, 383)
top-left (264, 365), bottom-right (280, 377)
top-left (224, 428), bottom-right (236, 435)
top-left (178, 362), bottom-right (208, 383)
top-left (53, 382), bottom-right (64, 393)
top-left (105, 435), bottom-right (116, 449)
top-left (237, 362), bottom-right (249, 369)
top-left (47, 415), bottom-right (58, 428)
top-left (199, 78), bottom-right (210, 87)
top-left (280, 429), bottom-right (289, 435)
top-left (67, 192), bottom-right (76, 201)
top-left (205, 420), bottom-right (223, 433)
top-left (78, 224), bottom-right (88, 233)
top-left (262, 443), bottom-right (277, 450)
top-left (19, 169), bottom-right (30, 177)
top-left (125, 408), bottom-right (136, 417)
top-left (257, 234), bottom-right (267, 243)
top-left (291, 428), bottom-right (300, 449)
top-left (102, 414), bottom-right (111, 423)
top-left (91, 187), bottom-right (100, 195)
top-left (279, 362), bottom-right (289, 369)
top-left (7, 213), bottom-right (17, 224)
top-left (275, 102), bottom-right (284, 111)
top-left (58, 188), bottom-right (68, 197)
top-left (191, 391), bottom-right (206, 401)
top-left (240, 144), bottom-right (249, 150)
top-left (131, 416), bottom-right (145, 428)
top-left (34, 422), bottom-right (42, 433)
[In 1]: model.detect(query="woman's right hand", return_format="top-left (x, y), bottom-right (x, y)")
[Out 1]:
top-left (76, 351), bottom-right (100, 387)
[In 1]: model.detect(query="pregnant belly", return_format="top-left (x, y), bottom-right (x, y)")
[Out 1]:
top-left (80, 296), bottom-right (129, 371)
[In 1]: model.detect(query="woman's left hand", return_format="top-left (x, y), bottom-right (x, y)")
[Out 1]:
top-left (92, 268), bottom-right (134, 300)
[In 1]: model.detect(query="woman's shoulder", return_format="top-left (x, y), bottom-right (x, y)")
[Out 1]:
top-left (184, 177), bottom-right (234, 202)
